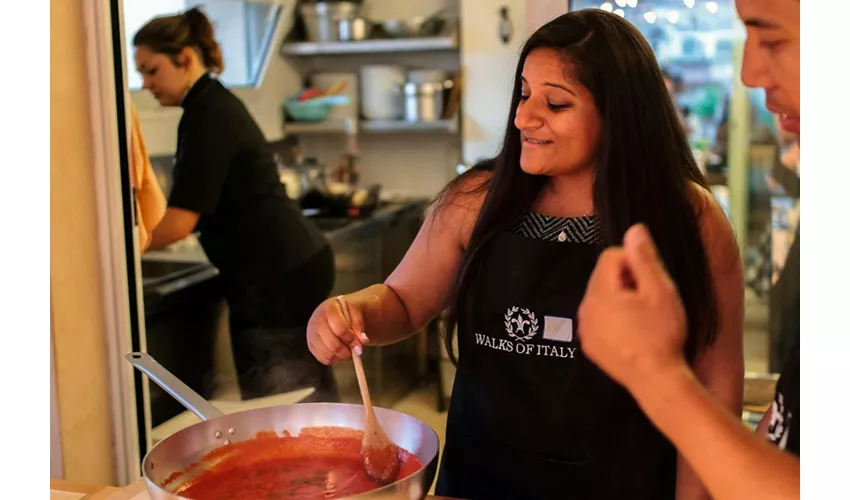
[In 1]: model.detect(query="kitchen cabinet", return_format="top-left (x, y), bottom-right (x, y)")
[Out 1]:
top-left (141, 259), bottom-right (223, 428)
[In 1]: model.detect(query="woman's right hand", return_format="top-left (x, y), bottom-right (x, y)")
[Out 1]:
top-left (307, 296), bottom-right (370, 365)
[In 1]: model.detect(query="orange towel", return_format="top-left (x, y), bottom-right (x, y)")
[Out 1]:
top-left (129, 103), bottom-right (166, 251)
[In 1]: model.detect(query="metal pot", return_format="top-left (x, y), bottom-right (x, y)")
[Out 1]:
top-left (380, 8), bottom-right (448, 38)
top-left (339, 17), bottom-right (371, 41)
top-left (403, 82), bottom-right (445, 123)
top-left (126, 352), bottom-right (440, 500)
top-left (360, 65), bottom-right (406, 120)
top-left (300, 1), bottom-right (362, 42)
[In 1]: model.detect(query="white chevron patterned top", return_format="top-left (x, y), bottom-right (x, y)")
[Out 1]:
top-left (508, 213), bottom-right (603, 244)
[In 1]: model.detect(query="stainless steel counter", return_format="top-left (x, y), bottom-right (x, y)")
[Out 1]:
top-left (139, 199), bottom-right (431, 413)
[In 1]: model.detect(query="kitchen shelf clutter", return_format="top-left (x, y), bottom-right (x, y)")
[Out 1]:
top-left (280, 3), bottom-right (463, 138)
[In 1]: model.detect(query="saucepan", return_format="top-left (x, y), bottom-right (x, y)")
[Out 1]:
top-left (126, 352), bottom-right (440, 500)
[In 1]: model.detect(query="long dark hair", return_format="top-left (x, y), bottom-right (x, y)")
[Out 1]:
top-left (436, 10), bottom-right (717, 365)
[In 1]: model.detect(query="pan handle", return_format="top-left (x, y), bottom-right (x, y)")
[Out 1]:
top-left (125, 352), bottom-right (225, 421)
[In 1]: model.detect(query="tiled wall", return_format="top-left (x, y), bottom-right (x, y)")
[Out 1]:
top-left (297, 134), bottom-right (461, 199)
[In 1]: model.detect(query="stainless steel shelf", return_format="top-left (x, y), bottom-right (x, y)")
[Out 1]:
top-left (282, 119), bottom-right (350, 134)
top-left (281, 35), bottom-right (458, 56)
top-left (361, 118), bottom-right (458, 133)
top-left (283, 117), bottom-right (458, 135)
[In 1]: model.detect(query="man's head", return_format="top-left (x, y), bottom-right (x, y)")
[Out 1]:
top-left (736, 0), bottom-right (800, 134)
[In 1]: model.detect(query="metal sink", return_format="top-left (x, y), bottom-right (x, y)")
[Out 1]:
top-left (310, 217), bottom-right (352, 232)
top-left (141, 259), bottom-right (215, 288)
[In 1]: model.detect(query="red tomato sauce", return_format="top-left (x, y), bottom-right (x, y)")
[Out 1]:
top-left (166, 427), bottom-right (425, 499)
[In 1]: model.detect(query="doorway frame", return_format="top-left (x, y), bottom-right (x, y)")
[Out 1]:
top-left (82, 0), bottom-right (149, 485)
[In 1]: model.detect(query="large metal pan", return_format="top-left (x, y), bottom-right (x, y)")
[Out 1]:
top-left (126, 352), bottom-right (440, 500)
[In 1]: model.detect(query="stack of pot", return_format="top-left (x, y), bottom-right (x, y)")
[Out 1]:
top-left (402, 69), bottom-right (453, 123)
top-left (298, 1), bottom-right (370, 42)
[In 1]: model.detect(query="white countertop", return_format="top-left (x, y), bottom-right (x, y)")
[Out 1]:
top-left (143, 234), bottom-right (209, 263)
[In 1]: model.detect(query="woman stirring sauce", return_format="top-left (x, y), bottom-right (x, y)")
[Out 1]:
top-left (134, 7), bottom-right (339, 404)
top-left (307, 10), bottom-right (744, 500)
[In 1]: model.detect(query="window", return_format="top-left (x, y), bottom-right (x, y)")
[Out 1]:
top-left (122, 0), bottom-right (282, 90)
top-left (571, 1), bottom-right (742, 143)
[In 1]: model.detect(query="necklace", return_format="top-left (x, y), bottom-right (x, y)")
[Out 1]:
top-left (556, 209), bottom-right (595, 242)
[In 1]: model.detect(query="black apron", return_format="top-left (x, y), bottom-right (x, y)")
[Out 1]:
top-left (435, 228), bottom-right (677, 500)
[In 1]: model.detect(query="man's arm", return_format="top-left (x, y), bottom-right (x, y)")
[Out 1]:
top-left (675, 188), bottom-right (747, 500)
top-left (636, 365), bottom-right (799, 500)
top-left (578, 224), bottom-right (799, 500)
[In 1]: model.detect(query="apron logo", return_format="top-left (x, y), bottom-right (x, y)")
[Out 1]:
top-left (542, 316), bottom-right (573, 342)
top-left (504, 306), bottom-right (539, 341)
top-left (473, 306), bottom-right (577, 359)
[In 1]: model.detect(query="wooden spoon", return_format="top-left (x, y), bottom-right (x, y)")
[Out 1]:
top-left (335, 295), bottom-right (401, 485)
top-left (324, 80), bottom-right (348, 96)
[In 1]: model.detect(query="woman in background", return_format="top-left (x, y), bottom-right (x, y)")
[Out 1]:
top-left (133, 7), bottom-right (339, 403)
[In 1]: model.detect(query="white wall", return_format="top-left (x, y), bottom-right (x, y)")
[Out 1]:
top-left (458, 0), bottom-right (569, 165)
top-left (526, 0), bottom-right (570, 32)
top-left (459, 0), bottom-right (527, 166)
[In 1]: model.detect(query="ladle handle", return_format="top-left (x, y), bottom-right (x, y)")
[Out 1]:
top-left (125, 352), bottom-right (225, 421)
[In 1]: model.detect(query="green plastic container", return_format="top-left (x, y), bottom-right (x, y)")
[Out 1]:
top-left (283, 98), bottom-right (332, 122)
